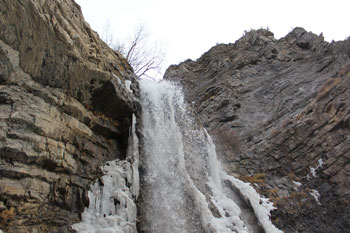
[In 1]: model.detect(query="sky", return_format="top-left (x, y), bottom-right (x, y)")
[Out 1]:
top-left (75, 0), bottom-right (350, 78)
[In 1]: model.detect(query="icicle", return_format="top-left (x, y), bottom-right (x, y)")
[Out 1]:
top-left (72, 115), bottom-right (139, 233)
top-left (127, 114), bottom-right (140, 199)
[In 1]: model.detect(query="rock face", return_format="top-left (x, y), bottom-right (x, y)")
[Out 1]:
top-left (165, 28), bottom-right (350, 232)
top-left (0, 0), bottom-right (139, 232)
top-left (1, 0), bottom-right (350, 231)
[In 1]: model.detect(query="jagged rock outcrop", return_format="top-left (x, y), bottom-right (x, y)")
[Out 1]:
top-left (0, 0), bottom-right (139, 232)
top-left (165, 28), bottom-right (350, 232)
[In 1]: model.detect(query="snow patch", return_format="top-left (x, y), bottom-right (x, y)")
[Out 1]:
top-left (310, 189), bottom-right (321, 205)
top-left (112, 73), bottom-right (133, 93)
top-left (112, 73), bottom-right (123, 85)
top-left (307, 158), bottom-right (323, 180)
top-left (293, 181), bottom-right (302, 187)
top-left (125, 80), bottom-right (132, 93)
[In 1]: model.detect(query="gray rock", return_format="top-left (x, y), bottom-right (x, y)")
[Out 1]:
top-left (165, 28), bottom-right (350, 233)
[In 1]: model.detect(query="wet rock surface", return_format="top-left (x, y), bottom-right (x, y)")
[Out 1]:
top-left (0, 0), bottom-right (139, 232)
top-left (165, 28), bottom-right (350, 232)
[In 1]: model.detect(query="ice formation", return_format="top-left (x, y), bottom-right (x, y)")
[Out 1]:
top-left (72, 115), bottom-right (139, 233)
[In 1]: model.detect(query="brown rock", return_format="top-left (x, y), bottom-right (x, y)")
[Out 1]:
top-left (0, 0), bottom-right (139, 232)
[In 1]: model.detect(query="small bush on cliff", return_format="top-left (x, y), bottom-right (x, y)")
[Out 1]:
top-left (0, 207), bottom-right (15, 224)
top-left (212, 124), bottom-right (240, 153)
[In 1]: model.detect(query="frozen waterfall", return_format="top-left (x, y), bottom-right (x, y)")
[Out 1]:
top-left (72, 115), bottom-right (139, 233)
top-left (72, 79), bottom-right (283, 233)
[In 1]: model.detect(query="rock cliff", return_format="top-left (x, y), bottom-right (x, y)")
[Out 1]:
top-left (165, 28), bottom-right (350, 232)
top-left (0, 0), bottom-right (139, 232)
top-left (2, 0), bottom-right (350, 232)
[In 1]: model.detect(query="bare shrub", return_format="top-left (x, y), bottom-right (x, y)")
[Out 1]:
top-left (281, 117), bottom-right (293, 128)
top-left (268, 128), bottom-right (279, 139)
top-left (0, 207), bottom-right (15, 224)
top-left (239, 173), bottom-right (266, 183)
top-left (316, 77), bottom-right (342, 101)
top-left (212, 124), bottom-right (240, 152)
top-left (102, 22), bottom-right (165, 79)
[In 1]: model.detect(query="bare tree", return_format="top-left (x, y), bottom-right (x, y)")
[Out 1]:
top-left (102, 22), bottom-right (165, 79)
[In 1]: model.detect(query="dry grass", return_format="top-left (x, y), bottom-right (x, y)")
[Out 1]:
top-left (272, 217), bottom-right (280, 225)
top-left (316, 77), bottom-right (342, 101)
top-left (337, 63), bottom-right (350, 77)
top-left (240, 173), bottom-right (266, 183)
top-left (0, 207), bottom-right (15, 224)
top-left (267, 188), bottom-right (279, 195)
top-left (270, 196), bottom-right (289, 204)
top-left (290, 191), bottom-right (308, 199)
top-left (286, 172), bottom-right (301, 182)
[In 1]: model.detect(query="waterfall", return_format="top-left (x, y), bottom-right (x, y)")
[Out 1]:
top-left (137, 79), bottom-right (204, 233)
top-left (72, 79), bottom-right (283, 233)
top-left (138, 79), bottom-right (283, 233)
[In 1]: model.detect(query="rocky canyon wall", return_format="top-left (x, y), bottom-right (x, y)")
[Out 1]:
top-left (165, 28), bottom-right (350, 233)
top-left (0, 0), bottom-right (139, 232)
top-left (1, 0), bottom-right (350, 232)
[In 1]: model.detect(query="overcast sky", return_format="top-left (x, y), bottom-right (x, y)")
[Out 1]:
top-left (75, 0), bottom-right (350, 78)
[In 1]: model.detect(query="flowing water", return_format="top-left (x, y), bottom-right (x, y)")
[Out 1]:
top-left (137, 79), bottom-right (283, 233)
top-left (138, 80), bottom-right (205, 233)
top-left (73, 78), bottom-right (283, 233)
